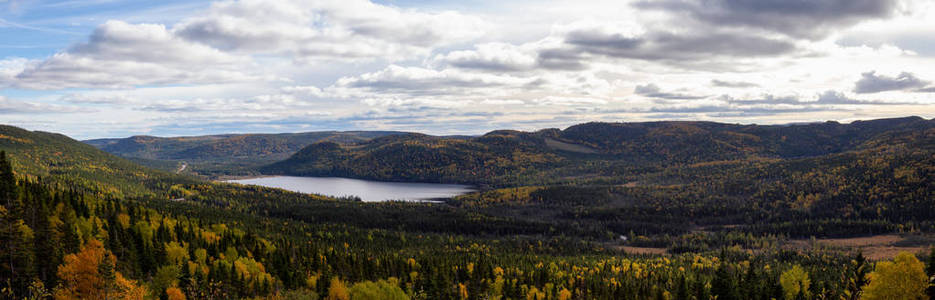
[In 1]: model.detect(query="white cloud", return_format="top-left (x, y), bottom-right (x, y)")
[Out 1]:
top-left (2, 0), bottom-right (935, 138)
top-left (329, 65), bottom-right (533, 98)
top-left (174, 0), bottom-right (488, 62)
top-left (0, 96), bottom-right (92, 114)
top-left (432, 43), bottom-right (539, 72)
top-left (12, 20), bottom-right (255, 89)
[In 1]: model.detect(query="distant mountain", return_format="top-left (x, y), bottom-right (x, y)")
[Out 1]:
top-left (85, 131), bottom-right (404, 177)
top-left (552, 116), bottom-right (933, 161)
top-left (263, 116), bottom-right (934, 186)
top-left (0, 125), bottom-right (189, 197)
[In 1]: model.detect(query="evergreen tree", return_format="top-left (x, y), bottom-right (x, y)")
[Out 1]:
top-left (675, 275), bottom-right (689, 300)
top-left (0, 152), bottom-right (34, 298)
top-left (712, 266), bottom-right (740, 300)
top-left (843, 252), bottom-right (870, 300)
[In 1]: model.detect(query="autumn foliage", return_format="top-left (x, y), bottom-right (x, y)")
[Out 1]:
top-left (54, 239), bottom-right (146, 300)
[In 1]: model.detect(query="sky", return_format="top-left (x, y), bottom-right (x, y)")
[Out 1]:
top-left (1, 0), bottom-right (935, 139)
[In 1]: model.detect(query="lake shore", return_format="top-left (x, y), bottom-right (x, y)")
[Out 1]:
top-left (226, 175), bottom-right (474, 202)
top-left (214, 174), bottom-right (278, 182)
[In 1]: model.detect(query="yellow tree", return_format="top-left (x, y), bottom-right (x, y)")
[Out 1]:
top-left (863, 251), bottom-right (928, 300)
top-left (348, 278), bottom-right (409, 300)
top-left (557, 288), bottom-right (572, 300)
top-left (165, 287), bottom-right (186, 300)
top-left (53, 239), bottom-right (146, 300)
top-left (779, 265), bottom-right (810, 300)
top-left (325, 278), bottom-right (350, 300)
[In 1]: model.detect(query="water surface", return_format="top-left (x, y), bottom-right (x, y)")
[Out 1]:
top-left (227, 176), bottom-right (474, 202)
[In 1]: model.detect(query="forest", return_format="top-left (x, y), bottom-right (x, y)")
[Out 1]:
top-left (1, 117), bottom-right (934, 299)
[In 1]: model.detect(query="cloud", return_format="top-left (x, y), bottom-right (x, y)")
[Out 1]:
top-left (634, 83), bottom-right (708, 100)
top-left (432, 43), bottom-right (538, 72)
top-left (557, 22), bottom-right (797, 64)
top-left (724, 94), bottom-right (802, 105)
top-left (331, 65), bottom-right (531, 97)
top-left (432, 19), bottom-right (800, 74)
top-left (533, 96), bottom-right (608, 106)
top-left (138, 94), bottom-right (305, 112)
top-left (60, 93), bottom-right (136, 105)
top-left (853, 71), bottom-right (929, 93)
top-left (0, 96), bottom-right (93, 114)
top-left (634, 0), bottom-right (902, 39)
top-left (174, 0), bottom-right (487, 62)
top-left (726, 91), bottom-right (914, 106)
top-left (814, 90), bottom-right (870, 104)
top-left (479, 99), bottom-right (525, 105)
top-left (12, 20), bottom-right (253, 89)
top-left (711, 79), bottom-right (759, 88)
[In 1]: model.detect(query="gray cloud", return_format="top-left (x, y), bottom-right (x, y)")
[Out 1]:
top-left (815, 91), bottom-right (866, 104)
top-left (853, 71), bottom-right (929, 93)
top-left (174, 0), bottom-right (486, 61)
top-left (436, 21), bottom-right (800, 73)
top-left (634, 0), bottom-right (902, 39)
top-left (332, 65), bottom-right (529, 97)
top-left (12, 21), bottom-right (251, 89)
top-left (535, 48), bottom-right (589, 71)
top-left (563, 30), bottom-right (796, 62)
top-left (634, 84), bottom-right (708, 100)
top-left (646, 104), bottom-right (828, 116)
top-left (711, 79), bottom-right (759, 88)
top-left (727, 91), bottom-right (912, 106)
top-left (724, 94), bottom-right (801, 105)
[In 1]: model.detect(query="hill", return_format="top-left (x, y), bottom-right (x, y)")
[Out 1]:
top-left (0, 125), bottom-right (189, 197)
top-left (1, 119), bottom-right (933, 299)
top-left (263, 116), bottom-right (935, 186)
top-left (85, 131), bottom-right (403, 177)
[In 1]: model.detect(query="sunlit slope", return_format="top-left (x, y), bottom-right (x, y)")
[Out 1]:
top-left (0, 124), bottom-right (187, 197)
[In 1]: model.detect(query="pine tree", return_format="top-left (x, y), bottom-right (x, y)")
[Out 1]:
top-left (712, 265), bottom-right (740, 300)
top-left (675, 275), bottom-right (689, 300)
top-left (0, 152), bottom-right (34, 298)
top-left (843, 252), bottom-right (870, 300)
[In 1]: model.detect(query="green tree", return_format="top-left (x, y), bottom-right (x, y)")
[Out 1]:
top-left (348, 278), bottom-right (409, 300)
top-left (863, 251), bottom-right (928, 300)
top-left (843, 252), bottom-right (870, 300)
top-left (152, 265), bottom-right (181, 299)
top-left (711, 266), bottom-right (740, 300)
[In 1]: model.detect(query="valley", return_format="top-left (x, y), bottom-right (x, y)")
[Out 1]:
top-left (0, 116), bottom-right (932, 299)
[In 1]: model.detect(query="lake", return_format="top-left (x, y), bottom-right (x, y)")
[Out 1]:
top-left (227, 176), bottom-right (475, 202)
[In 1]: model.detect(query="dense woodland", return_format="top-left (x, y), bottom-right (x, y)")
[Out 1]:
top-left (1, 117), bottom-right (934, 299)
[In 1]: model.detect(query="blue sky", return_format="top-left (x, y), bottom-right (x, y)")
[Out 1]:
top-left (1, 0), bottom-right (935, 139)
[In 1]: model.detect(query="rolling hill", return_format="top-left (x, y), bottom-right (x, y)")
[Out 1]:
top-left (85, 131), bottom-right (404, 177)
top-left (263, 116), bottom-right (935, 186)
top-left (0, 125), bottom-right (191, 197)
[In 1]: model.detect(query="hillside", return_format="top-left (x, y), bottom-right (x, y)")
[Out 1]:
top-left (263, 116), bottom-right (935, 186)
top-left (262, 131), bottom-right (561, 184)
top-left (85, 131), bottom-right (403, 177)
top-left (2, 119), bottom-right (934, 299)
top-left (0, 125), bottom-right (190, 197)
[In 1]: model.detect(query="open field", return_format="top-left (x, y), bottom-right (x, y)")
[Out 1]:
top-left (785, 234), bottom-right (930, 260)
